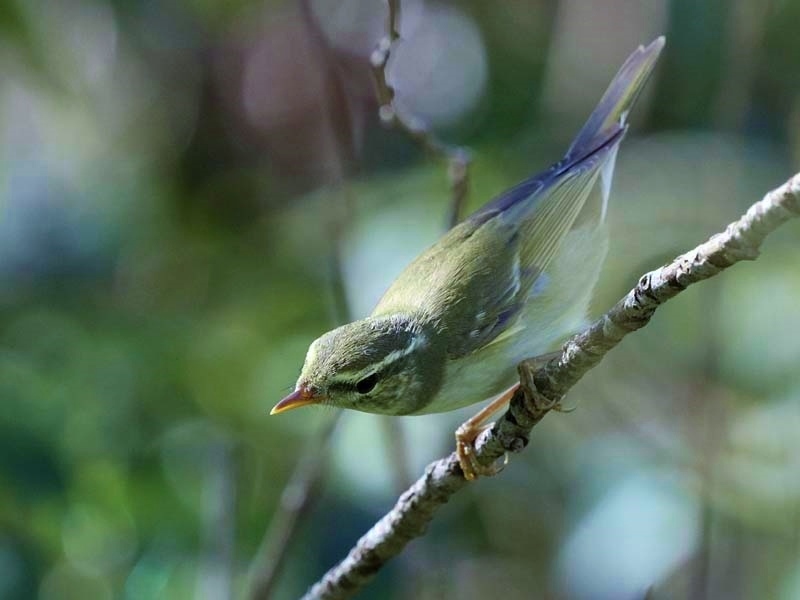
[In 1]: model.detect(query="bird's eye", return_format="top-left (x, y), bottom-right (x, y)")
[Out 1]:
top-left (355, 372), bottom-right (379, 394)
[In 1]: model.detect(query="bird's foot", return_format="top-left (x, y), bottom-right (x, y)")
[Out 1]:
top-left (455, 421), bottom-right (508, 481)
top-left (454, 384), bottom-right (518, 481)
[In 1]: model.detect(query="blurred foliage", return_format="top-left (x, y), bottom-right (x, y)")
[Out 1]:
top-left (1, 1), bottom-right (800, 599)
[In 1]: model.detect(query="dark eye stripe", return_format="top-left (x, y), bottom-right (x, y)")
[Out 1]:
top-left (329, 348), bottom-right (410, 394)
top-left (329, 364), bottom-right (391, 394)
top-left (328, 380), bottom-right (358, 393)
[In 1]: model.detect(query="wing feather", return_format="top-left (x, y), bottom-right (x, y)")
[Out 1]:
top-left (450, 135), bottom-right (620, 356)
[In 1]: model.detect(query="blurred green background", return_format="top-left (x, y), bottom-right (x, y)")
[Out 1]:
top-left (2, 0), bottom-right (800, 599)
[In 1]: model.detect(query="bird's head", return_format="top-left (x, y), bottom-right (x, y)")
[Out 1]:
top-left (271, 315), bottom-right (439, 416)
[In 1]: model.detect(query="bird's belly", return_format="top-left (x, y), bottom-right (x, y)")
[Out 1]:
top-left (412, 333), bottom-right (551, 414)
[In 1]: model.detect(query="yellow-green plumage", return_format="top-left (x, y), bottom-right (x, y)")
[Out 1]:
top-left (283, 38), bottom-right (664, 417)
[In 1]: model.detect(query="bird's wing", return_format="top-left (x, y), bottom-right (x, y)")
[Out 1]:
top-left (443, 134), bottom-right (620, 358)
top-left (442, 39), bottom-right (665, 357)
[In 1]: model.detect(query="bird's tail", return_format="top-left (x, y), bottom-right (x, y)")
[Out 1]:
top-left (564, 37), bottom-right (664, 222)
top-left (567, 37), bottom-right (664, 160)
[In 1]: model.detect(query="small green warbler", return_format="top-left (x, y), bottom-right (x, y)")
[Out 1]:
top-left (272, 38), bottom-right (664, 480)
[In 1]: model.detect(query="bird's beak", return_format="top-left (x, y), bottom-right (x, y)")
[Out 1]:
top-left (270, 385), bottom-right (321, 415)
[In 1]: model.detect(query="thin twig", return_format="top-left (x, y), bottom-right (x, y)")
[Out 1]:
top-left (247, 206), bottom-right (350, 598)
top-left (250, 187), bottom-right (352, 598)
top-left (248, 412), bottom-right (342, 600)
top-left (369, 0), bottom-right (471, 225)
top-left (445, 151), bottom-right (470, 228)
top-left (196, 439), bottom-right (235, 600)
top-left (379, 416), bottom-right (413, 494)
top-left (246, 1), bottom-right (355, 596)
top-left (300, 173), bottom-right (800, 600)
top-left (386, 0), bottom-right (400, 42)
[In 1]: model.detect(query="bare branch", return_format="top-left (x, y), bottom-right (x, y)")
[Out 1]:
top-left (369, 0), bottom-right (471, 225)
top-left (387, 0), bottom-right (400, 42)
top-left (445, 150), bottom-right (470, 228)
top-left (249, 411), bottom-right (342, 600)
top-left (301, 173), bottom-right (800, 600)
top-left (248, 186), bottom-right (351, 599)
top-left (379, 416), bottom-right (413, 494)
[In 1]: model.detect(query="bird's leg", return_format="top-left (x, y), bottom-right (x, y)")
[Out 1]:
top-left (455, 384), bottom-right (518, 481)
top-left (455, 351), bottom-right (565, 480)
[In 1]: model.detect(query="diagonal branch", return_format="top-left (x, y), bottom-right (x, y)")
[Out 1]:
top-left (301, 172), bottom-right (800, 600)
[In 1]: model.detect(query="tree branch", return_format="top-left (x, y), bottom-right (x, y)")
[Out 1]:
top-left (301, 172), bottom-right (800, 600)
top-left (369, 0), bottom-right (471, 226)
top-left (249, 410), bottom-right (341, 599)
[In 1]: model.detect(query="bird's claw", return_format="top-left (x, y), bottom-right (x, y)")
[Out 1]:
top-left (455, 422), bottom-right (508, 481)
top-left (551, 400), bottom-right (577, 413)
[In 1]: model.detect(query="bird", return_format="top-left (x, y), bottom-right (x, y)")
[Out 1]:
top-left (271, 38), bottom-right (665, 480)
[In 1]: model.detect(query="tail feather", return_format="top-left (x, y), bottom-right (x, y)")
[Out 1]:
top-left (466, 37), bottom-right (664, 231)
top-left (565, 37), bottom-right (664, 222)
top-left (567, 37), bottom-right (665, 161)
